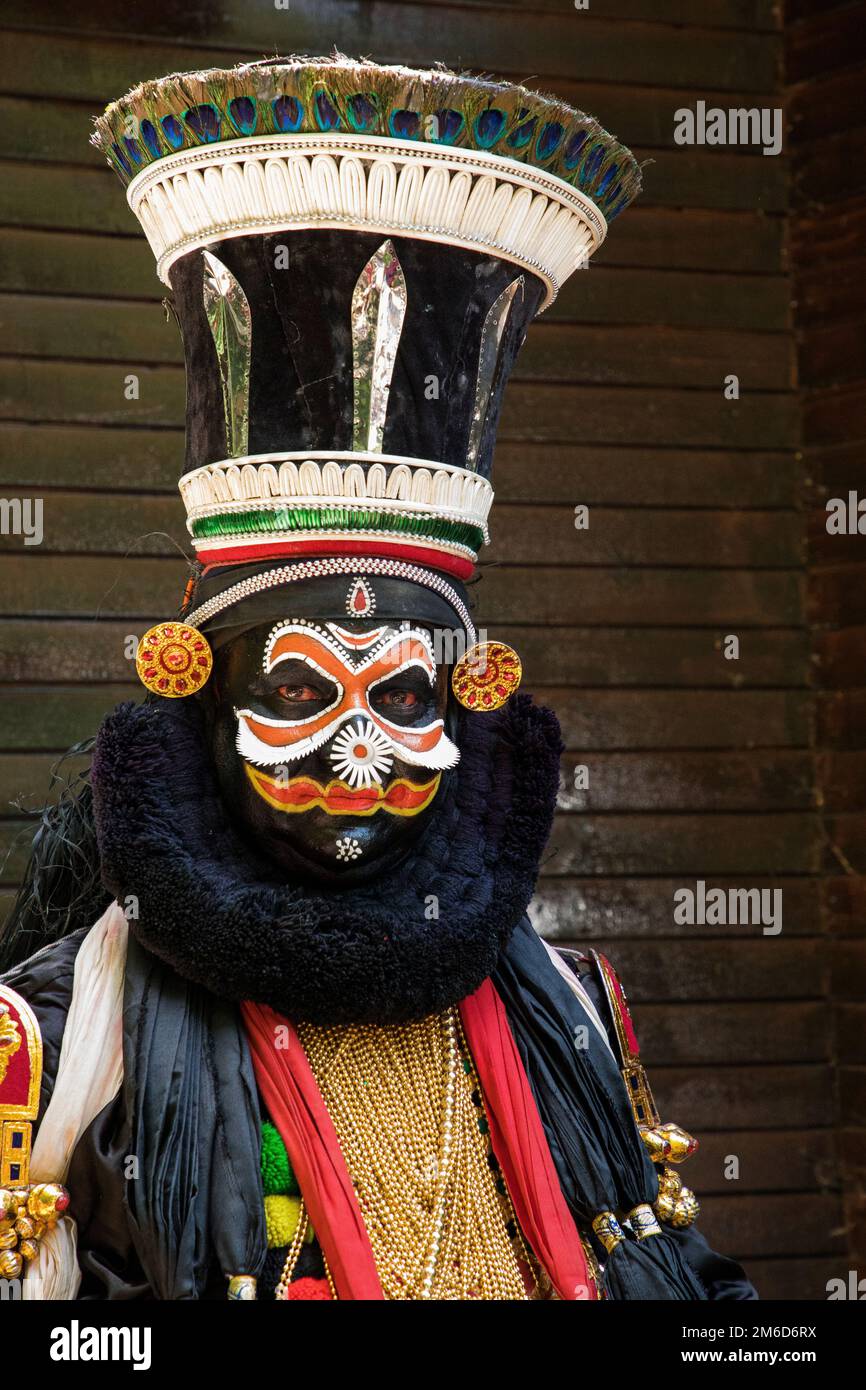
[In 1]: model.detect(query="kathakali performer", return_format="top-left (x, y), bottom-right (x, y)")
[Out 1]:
top-left (0, 56), bottom-right (755, 1301)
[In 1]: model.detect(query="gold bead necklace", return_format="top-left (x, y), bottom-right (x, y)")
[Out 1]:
top-left (291, 1007), bottom-right (530, 1300)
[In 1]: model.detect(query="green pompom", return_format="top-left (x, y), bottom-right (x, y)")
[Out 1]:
top-left (261, 1121), bottom-right (298, 1196)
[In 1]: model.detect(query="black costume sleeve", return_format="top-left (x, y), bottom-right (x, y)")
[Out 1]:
top-left (560, 949), bottom-right (759, 1301)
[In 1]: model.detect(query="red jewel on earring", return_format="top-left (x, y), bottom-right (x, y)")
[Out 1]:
top-left (451, 642), bottom-right (522, 711)
top-left (135, 622), bottom-right (213, 698)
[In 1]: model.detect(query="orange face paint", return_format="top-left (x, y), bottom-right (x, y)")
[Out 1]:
top-left (235, 622), bottom-right (459, 774)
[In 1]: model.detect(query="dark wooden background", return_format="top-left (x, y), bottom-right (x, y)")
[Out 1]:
top-left (1, 0), bottom-right (864, 1299)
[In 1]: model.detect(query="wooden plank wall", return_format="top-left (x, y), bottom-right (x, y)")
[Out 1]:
top-left (0, 0), bottom-right (857, 1298)
top-left (788, 0), bottom-right (866, 1285)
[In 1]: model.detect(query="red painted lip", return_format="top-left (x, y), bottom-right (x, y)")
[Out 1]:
top-left (245, 766), bottom-right (441, 816)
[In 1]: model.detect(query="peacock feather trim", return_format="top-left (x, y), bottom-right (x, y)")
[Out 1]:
top-left (91, 53), bottom-right (641, 223)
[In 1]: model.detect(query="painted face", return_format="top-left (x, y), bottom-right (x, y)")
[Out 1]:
top-left (204, 617), bottom-right (457, 880)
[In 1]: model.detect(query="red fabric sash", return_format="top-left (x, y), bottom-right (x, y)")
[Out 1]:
top-left (459, 979), bottom-right (597, 1301)
top-left (242, 1000), bottom-right (383, 1300)
top-left (242, 981), bottom-right (595, 1301)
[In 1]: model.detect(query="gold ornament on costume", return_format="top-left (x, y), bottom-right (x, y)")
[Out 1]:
top-left (627, 1203), bottom-right (663, 1241)
top-left (296, 1008), bottom-right (533, 1300)
top-left (451, 642), bottom-right (522, 711)
top-left (589, 951), bottom-right (702, 1235)
top-left (591, 1209), bottom-right (625, 1255)
top-left (0, 1183), bottom-right (69, 1280)
top-left (0, 1005), bottom-right (21, 1088)
top-left (0, 985), bottom-right (69, 1280)
top-left (656, 1121), bottom-right (698, 1164)
top-left (227, 1274), bottom-right (257, 1300)
top-left (135, 622), bottom-right (213, 697)
top-left (654, 1164), bottom-right (700, 1229)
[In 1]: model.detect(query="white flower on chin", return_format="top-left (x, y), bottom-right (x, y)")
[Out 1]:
top-left (335, 837), bottom-right (362, 861)
top-left (329, 720), bottom-right (394, 789)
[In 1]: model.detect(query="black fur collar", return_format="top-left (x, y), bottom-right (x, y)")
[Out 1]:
top-left (91, 695), bottom-right (562, 1025)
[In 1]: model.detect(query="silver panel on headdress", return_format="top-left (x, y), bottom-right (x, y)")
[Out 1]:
top-left (467, 277), bottom-right (525, 473)
top-left (201, 249), bottom-right (253, 459)
top-left (351, 240), bottom-right (408, 454)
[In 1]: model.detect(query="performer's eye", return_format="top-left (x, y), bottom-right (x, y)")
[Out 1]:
top-left (375, 688), bottom-right (419, 708)
top-left (275, 683), bottom-right (323, 703)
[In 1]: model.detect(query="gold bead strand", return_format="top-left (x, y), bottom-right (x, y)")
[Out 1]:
top-left (275, 1201), bottom-right (309, 1300)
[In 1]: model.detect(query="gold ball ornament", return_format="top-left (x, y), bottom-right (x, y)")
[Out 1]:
top-left (654, 1190), bottom-right (677, 1223)
top-left (27, 1183), bottom-right (69, 1224)
top-left (671, 1187), bottom-right (700, 1228)
top-left (451, 642), bottom-right (522, 711)
top-left (656, 1166), bottom-right (683, 1201)
top-left (0, 1249), bottom-right (22, 1279)
top-left (657, 1122), bottom-right (698, 1164)
top-left (136, 622), bottom-right (213, 698)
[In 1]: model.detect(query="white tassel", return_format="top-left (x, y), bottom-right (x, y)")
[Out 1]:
top-left (243, 158), bottom-right (268, 220)
top-left (225, 464), bottom-right (243, 502)
top-left (200, 167), bottom-right (226, 230)
top-left (386, 464), bottom-right (411, 500)
top-left (460, 174), bottom-right (496, 237)
top-left (170, 173), bottom-right (198, 235)
top-left (286, 155), bottom-right (311, 216)
top-left (240, 463), bottom-right (260, 499)
top-left (264, 157), bottom-right (292, 217)
top-left (367, 463), bottom-right (387, 498)
top-left (340, 156), bottom-right (366, 221)
top-left (211, 469), bottom-right (232, 503)
top-left (416, 165), bottom-right (450, 228)
top-left (484, 182), bottom-right (515, 242)
top-left (278, 461), bottom-right (300, 496)
top-left (259, 463), bottom-right (280, 498)
top-left (321, 461), bottom-right (344, 496)
top-left (366, 158), bottom-right (396, 222)
top-left (299, 460), bottom-right (323, 495)
top-left (497, 185), bottom-right (534, 247)
top-left (410, 469), bottom-right (433, 505)
top-left (343, 463), bottom-right (367, 498)
top-left (442, 169), bottom-right (472, 230)
top-left (311, 154), bottom-right (340, 216)
top-left (394, 161), bottom-right (424, 225)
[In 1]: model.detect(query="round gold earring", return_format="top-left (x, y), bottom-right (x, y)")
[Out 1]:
top-left (451, 642), bottom-right (522, 711)
top-left (136, 622), bottom-right (213, 697)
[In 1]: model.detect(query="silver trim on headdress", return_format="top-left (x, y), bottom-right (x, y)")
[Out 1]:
top-left (201, 250), bottom-right (253, 459)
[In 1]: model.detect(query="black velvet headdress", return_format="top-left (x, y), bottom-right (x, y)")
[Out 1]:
top-left (92, 55), bottom-right (640, 640)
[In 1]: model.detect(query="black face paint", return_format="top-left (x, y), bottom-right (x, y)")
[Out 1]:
top-left (202, 616), bottom-right (453, 883)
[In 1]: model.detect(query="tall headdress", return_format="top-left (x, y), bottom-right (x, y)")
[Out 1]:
top-left (93, 56), bottom-right (640, 701)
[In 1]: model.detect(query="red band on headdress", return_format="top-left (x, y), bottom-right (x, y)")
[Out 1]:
top-left (196, 538), bottom-right (475, 580)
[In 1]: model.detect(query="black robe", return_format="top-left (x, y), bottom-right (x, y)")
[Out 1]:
top-left (2, 925), bottom-right (757, 1301)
